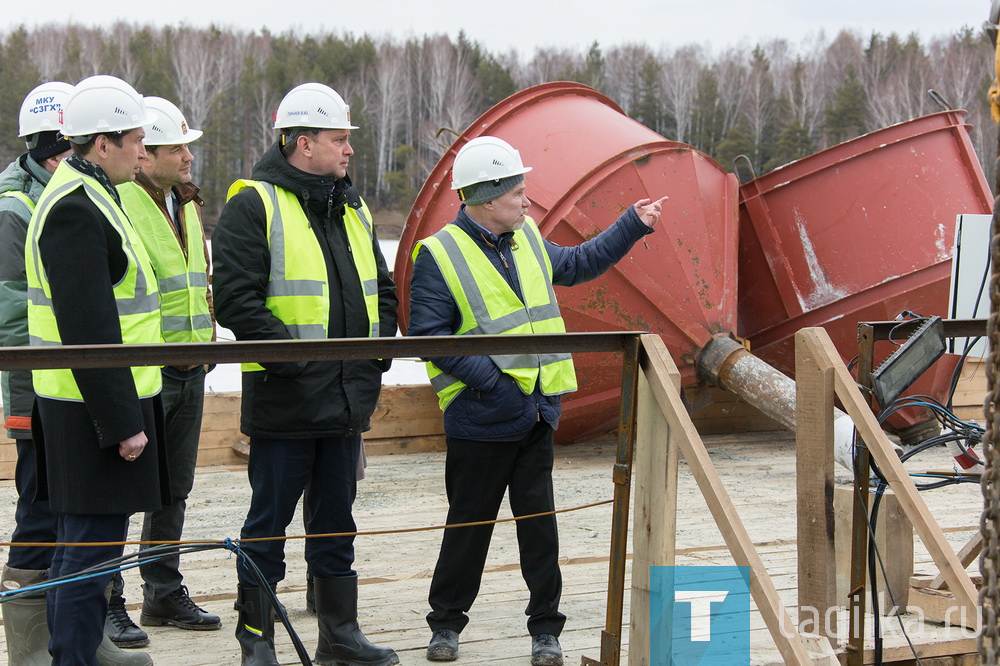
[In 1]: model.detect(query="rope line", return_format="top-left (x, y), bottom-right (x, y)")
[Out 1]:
top-left (0, 498), bottom-right (614, 549)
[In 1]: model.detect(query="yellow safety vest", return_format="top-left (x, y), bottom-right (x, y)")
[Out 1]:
top-left (414, 217), bottom-right (577, 412)
top-left (26, 162), bottom-right (162, 400)
top-left (118, 182), bottom-right (213, 343)
top-left (226, 179), bottom-right (381, 372)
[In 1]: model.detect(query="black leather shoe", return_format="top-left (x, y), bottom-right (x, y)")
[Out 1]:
top-left (531, 634), bottom-right (563, 666)
top-left (140, 585), bottom-right (222, 630)
top-left (426, 628), bottom-right (459, 661)
top-left (106, 596), bottom-right (150, 648)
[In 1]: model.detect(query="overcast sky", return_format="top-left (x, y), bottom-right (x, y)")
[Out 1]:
top-left (4, 0), bottom-right (992, 54)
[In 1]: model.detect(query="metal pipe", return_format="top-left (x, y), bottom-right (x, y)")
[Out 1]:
top-left (696, 335), bottom-right (863, 470)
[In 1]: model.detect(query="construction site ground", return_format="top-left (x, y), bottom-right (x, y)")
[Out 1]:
top-left (0, 431), bottom-right (982, 665)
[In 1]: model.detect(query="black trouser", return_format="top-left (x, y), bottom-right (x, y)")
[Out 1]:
top-left (138, 373), bottom-right (205, 600)
top-left (427, 421), bottom-right (565, 637)
top-left (47, 512), bottom-right (128, 665)
top-left (237, 435), bottom-right (360, 587)
top-left (7, 436), bottom-right (58, 570)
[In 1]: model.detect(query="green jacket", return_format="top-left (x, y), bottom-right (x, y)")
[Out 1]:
top-left (0, 155), bottom-right (51, 437)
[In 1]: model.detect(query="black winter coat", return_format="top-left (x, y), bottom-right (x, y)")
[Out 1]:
top-left (212, 143), bottom-right (398, 439)
top-left (31, 177), bottom-right (169, 515)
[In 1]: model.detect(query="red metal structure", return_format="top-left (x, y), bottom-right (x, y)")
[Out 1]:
top-left (396, 82), bottom-right (993, 442)
top-left (395, 82), bottom-right (740, 442)
top-left (738, 110), bottom-right (993, 429)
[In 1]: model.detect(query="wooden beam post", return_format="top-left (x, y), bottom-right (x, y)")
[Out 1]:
top-left (629, 337), bottom-right (679, 666)
top-left (795, 328), bottom-right (839, 638)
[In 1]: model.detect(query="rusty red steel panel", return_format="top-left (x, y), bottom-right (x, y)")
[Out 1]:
top-left (396, 82), bottom-right (740, 443)
top-left (738, 110), bottom-right (993, 429)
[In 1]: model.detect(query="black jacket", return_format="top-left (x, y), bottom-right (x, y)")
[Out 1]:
top-left (31, 169), bottom-right (168, 514)
top-left (212, 143), bottom-right (398, 439)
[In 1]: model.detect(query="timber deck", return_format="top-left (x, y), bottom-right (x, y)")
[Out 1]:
top-left (0, 432), bottom-right (984, 664)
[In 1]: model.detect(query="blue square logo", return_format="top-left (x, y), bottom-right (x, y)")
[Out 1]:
top-left (649, 566), bottom-right (752, 665)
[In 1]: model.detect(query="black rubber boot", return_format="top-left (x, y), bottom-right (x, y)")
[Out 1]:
top-left (235, 585), bottom-right (279, 666)
top-left (313, 574), bottom-right (399, 666)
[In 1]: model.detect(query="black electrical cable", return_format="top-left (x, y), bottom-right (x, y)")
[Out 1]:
top-left (0, 540), bottom-right (315, 666)
top-left (868, 481), bottom-right (885, 665)
top-left (861, 391), bottom-right (982, 664)
top-left (863, 480), bottom-right (924, 666)
top-left (233, 543), bottom-right (313, 666)
top-left (887, 312), bottom-right (925, 346)
top-left (848, 355), bottom-right (860, 374)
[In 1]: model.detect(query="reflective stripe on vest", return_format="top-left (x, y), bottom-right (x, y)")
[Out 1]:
top-left (226, 179), bottom-right (381, 372)
top-left (118, 182), bottom-right (213, 343)
top-left (414, 217), bottom-right (577, 412)
top-left (0, 190), bottom-right (36, 216)
top-left (26, 161), bottom-right (162, 401)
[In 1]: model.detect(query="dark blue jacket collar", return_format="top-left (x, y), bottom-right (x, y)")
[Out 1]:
top-left (454, 204), bottom-right (516, 247)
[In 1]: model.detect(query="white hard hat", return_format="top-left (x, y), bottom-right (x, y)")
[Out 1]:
top-left (273, 82), bottom-right (357, 130)
top-left (450, 136), bottom-right (533, 191)
top-left (19, 81), bottom-right (74, 137)
top-left (61, 75), bottom-right (156, 141)
top-left (142, 97), bottom-right (203, 145)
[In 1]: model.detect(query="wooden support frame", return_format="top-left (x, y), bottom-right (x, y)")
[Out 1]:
top-left (928, 533), bottom-right (983, 590)
top-left (795, 328), bottom-right (840, 636)
top-left (629, 341), bottom-right (680, 665)
top-left (795, 327), bottom-right (980, 627)
top-left (629, 334), bottom-right (814, 664)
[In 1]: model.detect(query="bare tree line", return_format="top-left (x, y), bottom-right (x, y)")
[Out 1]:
top-left (0, 22), bottom-right (994, 233)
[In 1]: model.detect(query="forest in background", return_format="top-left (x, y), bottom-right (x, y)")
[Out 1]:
top-left (0, 22), bottom-right (995, 234)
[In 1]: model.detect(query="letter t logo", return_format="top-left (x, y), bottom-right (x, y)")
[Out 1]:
top-left (674, 591), bottom-right (729, 641)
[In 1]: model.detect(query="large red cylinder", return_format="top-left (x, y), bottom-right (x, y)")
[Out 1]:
top-left (738, 110), bottom-right (992, 429)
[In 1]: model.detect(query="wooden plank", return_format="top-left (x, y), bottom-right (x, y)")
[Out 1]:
top-left (951, 357), bottom-right (986, 428)
top-left (801, 328), bottom-right (981, 623)
top-left (368, 416), bottom-right (444, 439)
top-left (929, 532), bottom-right (982, 590)
top-left (194, 447), bottom-right (247, 467)
top-left (629, 334), bottom-right (679, 666)
top-left (193, 431), bottom-right (243, 450)
top-left (202, 391), bottom-right (241, 413)
top-left (0, 441), bottom-right (16, 463)
top-left (364, 435), bottom-right (446, 455)
top-left (846, 637), bottom-right (980, 665)
top-left (370, 385), bottom-right (444, 439)
top-left (199, 410), bottom-right (240, 431)
top-left (794, 327), bottom-right (839, 637)
top-left (637, 334), bottom-right (814, 665)
top-left (908, 585), bottom-right (980, 629)
top-left (833, 487), bottom-right (913, 613)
